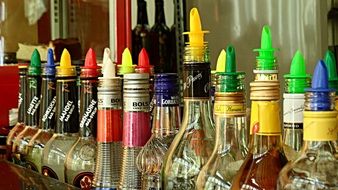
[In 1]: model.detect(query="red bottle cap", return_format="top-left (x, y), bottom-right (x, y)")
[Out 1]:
top-left (81, 48), bottom-right (101, 78)
top-left (137, 48), bottom-right (153, 74)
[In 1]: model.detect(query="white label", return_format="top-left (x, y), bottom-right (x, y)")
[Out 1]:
top-left (98, 94), bottom-right (122, 109)
top-left (123, 97), bottom-right (149, 112)
top-left (283, 94), bottom-right (304, 129)
top-left (59, 100), bottom-right (75, 122)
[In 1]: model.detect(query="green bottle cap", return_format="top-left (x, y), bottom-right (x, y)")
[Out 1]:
top-left (28, 49), bottom-right (42, 76)
top-left (284, 50), bottom-right (311, 93)
top-left (323, 50), bottom-right (338, 92)
top-left (218, 45), bottom-right (245, 92)
top-left (253, 25), bottom-right (278, 70)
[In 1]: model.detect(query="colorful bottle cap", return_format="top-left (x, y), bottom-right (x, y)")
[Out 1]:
top-left (183, 8), bottom-right (209, 47)
top-left (218, 45), bottom-right (245, 92)
top-left (43, 48), bottom-right (56, 76)
top-left (118, 48), bottom-right (135, 75)
top-left (253, 25), bottom-right (278, 70)
top-left (28, 49), bottom-right (42, 76)
top-left (137, 48), bottom-right (153, 74)
top-left (102, 48), bottom-right (117, 78)
top-left (323, 50), bottom-right (338, 92)
top-left (215, 49), bottom-right (226, 73)
top-left (81, 48), bottom-right (101, 78)
top-left (56, 49), bottom-right (76, 77)
top-left (284, 50), bottom-right (311, 93)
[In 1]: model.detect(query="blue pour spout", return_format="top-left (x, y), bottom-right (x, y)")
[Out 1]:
top-left (45, 48), bottom-right (56, 76)
top-left (306, 60), bottom-right (333, 111)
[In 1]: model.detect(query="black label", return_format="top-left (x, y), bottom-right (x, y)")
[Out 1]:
top-left (55, 80), bottom-right (79, 133)
top-left (26, 76), bottom-right (42, 126)
top-left (25, 161), bottom-right (38, 172)
top-left (42, 166), bottom-right (58, 180)
top-left (284, 122), bottom-right (303, 129)
top-left (40, 78), bottom-right (56, 130)
top-left (183, 63), bottom-right (211, 98)
top-left (73, 172), bottom-right (94, 190)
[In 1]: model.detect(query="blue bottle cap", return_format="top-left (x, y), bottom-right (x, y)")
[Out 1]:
top-left (44, 48), bottom-right (56, 76)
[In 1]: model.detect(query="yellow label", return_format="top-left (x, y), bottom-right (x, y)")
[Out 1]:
top-left (254, 73), bottom-right (278, 81)
top-left (250, 101), bottom-right (281, 135)
top-left (303, 111), bottom-right (337, 141)
top-left (214, 102), bottom-right (245, 116)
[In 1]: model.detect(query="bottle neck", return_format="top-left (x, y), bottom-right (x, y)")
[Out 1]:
top-left (252, 135), bottom-right (283, 155)
top-left (137, 0), bottom-right (148, 25)
top-left (39, 76), bottom-right (56, 131)
top-left (79, 78), bottom-right (98, 138)
top-left (154, 0), bottom-right (165, 24)
top-left (25, 75), bottom-right (42, 127)
top-left (18, 71), bottom-right (27, 123)
top-left (55, 76), bottom-right (79, 134)
top-left (182, 98), bottom-right (213, 126)
top-left (152, 103), bottom-right (180, 137)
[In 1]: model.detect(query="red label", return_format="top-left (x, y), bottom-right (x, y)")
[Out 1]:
top-left (122, 112), bottom-right (151, 147)
top-left (73, 172), bottom-right (94, 190)
top-left (97, 110), bottom-right (123, 142)
top-left (42, 166), bottom-right (58, 180)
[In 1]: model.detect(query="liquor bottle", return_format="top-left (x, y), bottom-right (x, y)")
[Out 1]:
top-left (210, 49), bottom-right (226, 114)
top-left (119, 73), bottom-right (151, 189)
top-left (65, 48), bottom-right (100, 188)
top-left (6, 63), bottom-right (28, 161)
top-left (231, 25), bottom-right (287, 190)
top-left (136, 73), bottom-right (180, 189)
top-left (283, 50), bottom-right (311, 160)
top-left (162, 8), bottom-right (215, 189)
top-left (41, 49), bottom-right (79, 182)
top-left (25, 49), bottom-right (57, 173)
top-left (132, 0), bottom-right (151, 64)
top-left (277, 60), bottom-right (338, 190)
top-left (196, 45), bottom-right (248, 189)
top-left (12, 49), bottom-right (42, 164)
top-left (92, 48), bottom-right (123, 189)
top-left (149, 0), bottom-right (171, 73)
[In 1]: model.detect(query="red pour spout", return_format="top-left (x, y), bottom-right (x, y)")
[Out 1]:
top-left (81, 48), bottom-right (101, 77)
top-left (137, 48), bottom-right (152, 74)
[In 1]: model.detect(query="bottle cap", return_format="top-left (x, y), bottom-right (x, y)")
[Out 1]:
top-left (183, 8), bottom-right (209, 48)
top-left (28, 49), bottom-right (42, 76)
top-left (43, 49), bottom-right (56, 76)
top-left (56, 49), bottom-right (76, 77)
top-left (253, 25), bottom-right (278, 70)
top-left (284, 50), bottom-right (311, 93)
top-left (81, 48), bottom-right (101, 78)
top-left (101, 48), bottom-right (117, 78)
top-left (137, 48), bottom-right (153, 74)
top-left (323, 50), bottom-right (338, 92)
top-left (306, 60), bottom-right (331, 92)
top-left (215, 49), bottom-right (226, 73)
top-left (118, 48), bottom-right (135, 75)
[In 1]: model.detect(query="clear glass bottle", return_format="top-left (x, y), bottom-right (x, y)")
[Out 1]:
top-left (162, 8), bottom-right (215, 190)
top-left (65, 48), bottom-right (100, 188)
top-left (12, 49), bottom-right (42, 165)
top-left (136, 73), bottom-right (180, 189)
top-left (119, 73), bottom-right (151, 190)
top-left (277, 60), bottom-right (338, 190)
top-left (196, 45), bottom-right (248, 190)
top-left (25, 49), bottom-right (56, 173)
top-left (41, 49), bottom-right (79, 182)
top-left (6, 63), bottom-right (28, 161)
top-left (92, 48), bottom-right (123, 189)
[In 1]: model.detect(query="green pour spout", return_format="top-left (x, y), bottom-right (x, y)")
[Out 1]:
top-left (323, 50), bottom-right (338, 92)
top-left (28, 49), bottom-right (42, 76)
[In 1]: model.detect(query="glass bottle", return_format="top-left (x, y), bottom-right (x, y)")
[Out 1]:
top-left (283, 50), bottom-right (311, 160)
top-left (277, 60), bottom-right (338, 190)
top-left (41, 49), bottom-right (79, 182)
top-left (12, 49), bottom-right (42, 165)
top-left (25, 49), bottom-right (57, 173)
top-left (196, 45), bottom-right (248, 189)
top-left (136, 73), bottom-right (180, 189)
top-left (162, 8), bottom-right (215, 189)
top-left (231, 25), bottom-right (287, 190)
top-left (119, 73), bottom-right (151, 190)
top-left (92, 48), bottom-right (123, 189)
top-left (132, 0), bottom-right (150, 64)
top-left (65, 48), bottom-right (100, 188)
top-left (149, 0), bottom-right (171, 73)
top-left (6, 63), bottom-right (28, 161)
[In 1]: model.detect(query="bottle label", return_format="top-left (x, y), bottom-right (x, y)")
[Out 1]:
top-left (122, 112), bottom-right (151, 147)
top-left (183, 63), bottom-right (211, 98)
top-left (283, 95), bottom-right (304, 129)
top-left (25, 160), bottom-right (38, 172)
top-left (123, 97), bottom-right (149, 112)
top-left (42, 96), bottom-right (57, 122)
top-left (214, 102), bottom-right (245, 116)
top-left (250, 101), bottom-right (281, 135)
top-left (303, 111), bottom-right (337, 141)
top-left (73, 172), bottom-right (94, 190)
top-left (42, 166), bottom-right (59, 180)
top-left (97, 110), bottom-right (123, 142)
top-left (98, 93), bottom-right (122, 109)
top-left (27, 95), bottom-right (41, 116)
top-left (155, 94), bottom-right (179, 106)
top-left (80, 99), bottom-right (97, 136)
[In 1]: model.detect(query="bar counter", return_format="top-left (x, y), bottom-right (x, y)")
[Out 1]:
top-left (0, 160), bottom-right (79, 190)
